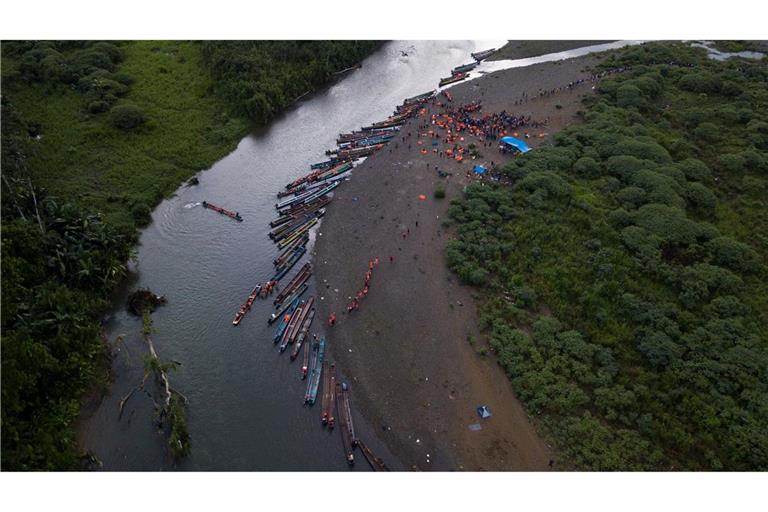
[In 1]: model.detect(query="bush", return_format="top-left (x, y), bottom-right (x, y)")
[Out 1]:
top-left (434, 185), bottom-right (446, 199)
top-left (706, 236), bottom-right (760, 272)
top-left (110, 104), bottom-right (146, 130)
top-left (87, 100), bottom-right (110, 114)
top-left (616, 84), bottom-right (644, 108)
top-left (694, 122), bottom-right (720, 142)
top-left (131, 203), bottom-right (152, 225)
top-left (617, 186), bottom-right (647, 209)
top-left (685, 182), bottom-right (717, 215)
top-left (573, 156), bottom-right (601, 178)
top-left (678, 158), bottom-right (712, 182)
top-left (678, 71), bottom-right (721, 94)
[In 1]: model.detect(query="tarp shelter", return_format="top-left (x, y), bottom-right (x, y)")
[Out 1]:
top-left (499, 136), bottom-right (531, 153)
top-left (477, 405), bottom-right (492, 419)
top-left (473, 164), bottom-right (487, 175)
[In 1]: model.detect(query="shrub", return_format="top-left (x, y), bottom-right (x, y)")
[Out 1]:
top-left (616, 84), bottom-right (644, 108)
top-left (131, 203), bottom-right (152, 225)
top-left (573, 156), bottom-right (601, 178)
top-left (706, 236), bottom-right (760, 272)
top-left (685, 182), bottom-right (716, 215)
top-left (616, 186), bottom-right (647, 209)
top-left (678, 71), bottom-right (721, 94)
top-left (87, 100), bottom-right (110, 114)
top-left (678, 158), bottom-right (712, 182)
top-left (110, 104), bottom-right (146, 130)
top-left (631, 203), bottom-right (712, 246)
top-left (694, 122), bottom-right (720, 142)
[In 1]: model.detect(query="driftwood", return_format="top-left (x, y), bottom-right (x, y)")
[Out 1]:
top-left (333, 63), bottom-right (362, 75)
top-left (293, 90), bottom-right (311, 103)
top-left (117, 308), bottom-right (190, 458)
top-left (118, 371), bottom-right (149, 419)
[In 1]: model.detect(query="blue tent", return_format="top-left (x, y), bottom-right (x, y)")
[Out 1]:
top-left (499, 136), bottom-right (531, 153)
top-left (473, 164), bottom-right (487, 175)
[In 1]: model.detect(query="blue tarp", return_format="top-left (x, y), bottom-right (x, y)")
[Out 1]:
top-left (477, 405), bottom-right (492, 419)
top-left (473, 164), bottom-right (487, 175)
top-left (499, 136), bottom-right (531, 153)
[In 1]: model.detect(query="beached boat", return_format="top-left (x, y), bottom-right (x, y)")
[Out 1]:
top-left (471, 48), bottom-right (496, 61)
top-left (272, 296), bottom-right (302, 343)
top-left (202, 201), bottom-right (243, 222)
top-left (271, 210), bottom-right (325, 243)
top-left (279, 296), bottom-right (313, 352)
top-left (271, 246), bottom-right (306, 282)
top-left (285, 161), bottom-right (352, 193)
top-left (358, 440), bottom-right (389, 471)
top-left (320, 360), bottom-right (331, 420)
top-left (335, 145), bottom-right (382, 160)
top-left (305, 336), bottom-right (326, 404)
top-left (336, 381), bottom-right (356, 465)
top-left (439, 72), bottom-right (468, 87)
top-left (300, 333), bottom-right (312, 378)
top-left (276, 181), bottom-right (339, 211)
top-left (283, 169), bottom-right (350, 199)
top-left (452, 62), bottom-right (478, 74)
top-left (403, 90), bottom-right (435, 105)
top-left (232, 285), bottom-right (262, 326)
top-left (268, 283), bottom-right (308, 325)
top-left (277, 218), bottom-right (318, 250)
top-left (310, 158), bottom-right (343, 170)
top-left (290, 308), bottom-right (315, 360)
top-left (273, 234), bottom-right (309, 266)
top-left (272, 196), bottom-right (332, 224)
top-left (337, 127), bottom-right (400, 144)
top-left (335, 134), bottom-right (394, 150)
top-left (321, 362), bottom-right (337, 427)
top-left (278, 301), bottom-right (306, 351)
top-left (273, 263), bottom-right (311, 305)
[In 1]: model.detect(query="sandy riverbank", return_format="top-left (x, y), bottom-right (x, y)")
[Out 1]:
top-left (488, 40), bottom-right (615, 61)
top-left (312, 45), bottom-right (615, 470)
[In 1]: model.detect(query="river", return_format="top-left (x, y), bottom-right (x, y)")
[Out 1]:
top-left (80, 39), bottom-right (652, 470)
top-left (79, 40), bottom-right (506, 470)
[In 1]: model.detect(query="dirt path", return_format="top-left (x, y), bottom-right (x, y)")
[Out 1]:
top-left (313, 52), bottom-right (608, 470)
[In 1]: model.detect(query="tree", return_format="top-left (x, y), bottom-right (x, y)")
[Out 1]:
top-left (685, 182), bottom-right (716, 215)
top-left (110, 104), bottom-right (146, 130)
top-left (573, 156), bottom-right (601, 178)
top-left (706, 236), bottom-right (760, 272)
top-left (617, 84), bottom-right (644, 108)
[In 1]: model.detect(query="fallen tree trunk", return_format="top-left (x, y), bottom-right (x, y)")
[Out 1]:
top-left (116, 305), bottom-right (190, 459)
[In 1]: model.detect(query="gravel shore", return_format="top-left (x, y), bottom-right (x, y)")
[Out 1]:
top-left (312, 45), bottom-right (611, 470)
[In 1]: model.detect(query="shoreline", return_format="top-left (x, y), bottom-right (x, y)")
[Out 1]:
top-left (488, 40), bottom-right (615, 61)
top-left (312, 45), bottom-right (614, 470)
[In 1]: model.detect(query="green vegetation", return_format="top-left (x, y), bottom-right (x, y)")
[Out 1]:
top-left (446, 42), bottom-right (768, 470)
top-left (1, 40), bottom-right (381, 470)
top-left (1, 41), bottom-right (250, 232)
top-left (201, 41), bottom-right (382, 124)
top-left (1, 100), bottom-right (131, 469)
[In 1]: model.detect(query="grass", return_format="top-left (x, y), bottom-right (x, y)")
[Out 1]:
top-left (5, 41), bottom-right (249, 231)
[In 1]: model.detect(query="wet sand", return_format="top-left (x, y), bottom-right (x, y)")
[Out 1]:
top-left (313, 49), bottom-right (610, 470)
